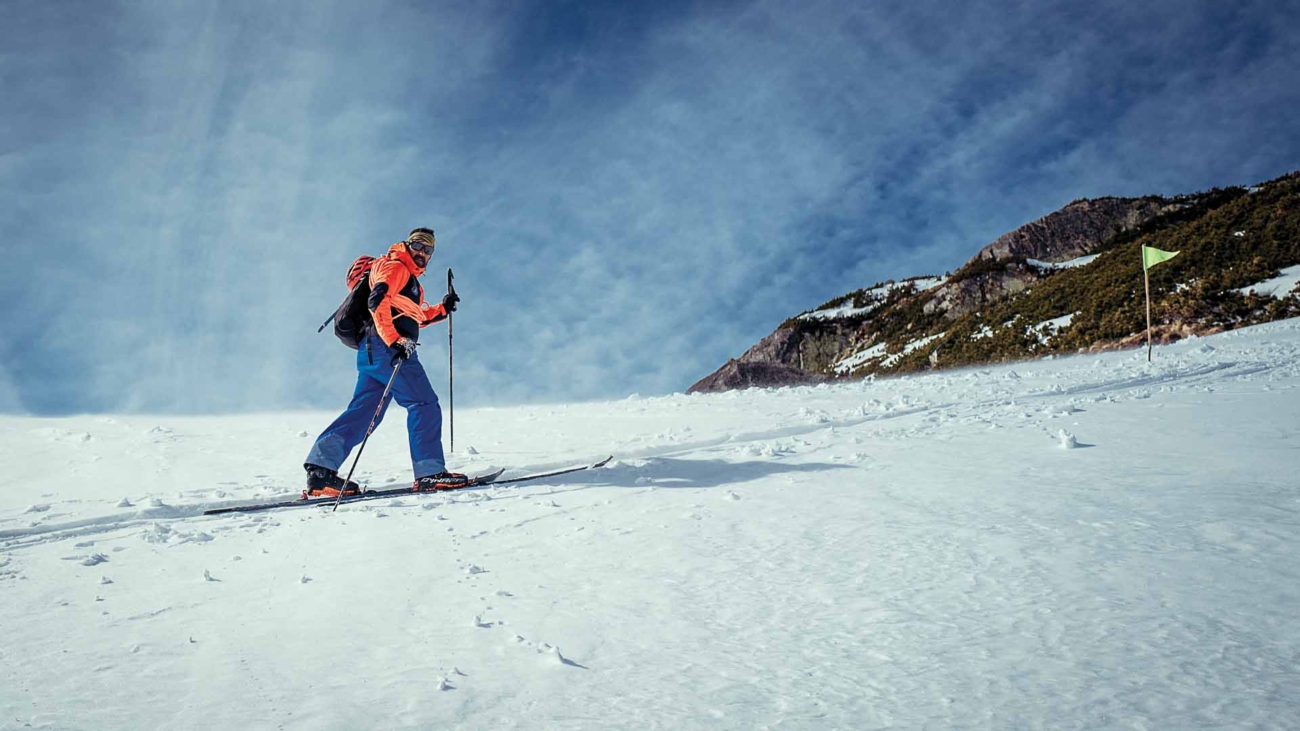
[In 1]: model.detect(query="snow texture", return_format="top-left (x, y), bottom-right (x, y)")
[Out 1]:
top-left (2, 320), bottom-right (1300, 730)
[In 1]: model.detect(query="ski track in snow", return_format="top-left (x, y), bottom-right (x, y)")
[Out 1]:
top-left (2, 320), bottom-right (1300, 730)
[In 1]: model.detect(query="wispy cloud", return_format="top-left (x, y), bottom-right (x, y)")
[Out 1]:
top-left (2, 0), bottom-right (1297, 414)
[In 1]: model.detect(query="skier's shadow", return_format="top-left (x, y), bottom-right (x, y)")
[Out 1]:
top-left (551, 457), bottom-right (855, 490)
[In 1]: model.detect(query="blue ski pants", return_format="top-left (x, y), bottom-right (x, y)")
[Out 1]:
top-left (306, 332), bottom-right (446, 478)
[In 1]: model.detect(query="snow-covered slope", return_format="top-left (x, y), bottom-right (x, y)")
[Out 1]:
top-left (4, 321), bottom-right (1300, 730)
top-left (1238, 263), bottom-right (1300, 299)
top-left (800, 277), bottom-right (947, 322)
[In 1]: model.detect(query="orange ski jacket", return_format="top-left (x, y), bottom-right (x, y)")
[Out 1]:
top-left (367, 242), bottom-right (449, 346)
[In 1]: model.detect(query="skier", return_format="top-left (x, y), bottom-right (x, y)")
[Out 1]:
top-left (302, 228), bottom-right (466, 496)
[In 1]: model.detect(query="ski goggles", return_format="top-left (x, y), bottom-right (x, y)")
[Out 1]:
top-left (406, 239), bottom-right (435, 255)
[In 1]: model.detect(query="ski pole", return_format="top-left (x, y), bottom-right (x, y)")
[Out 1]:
top-left (447, 268), bottom-right (455, 453)
top-left (332, 356), bottom-right (405, 512)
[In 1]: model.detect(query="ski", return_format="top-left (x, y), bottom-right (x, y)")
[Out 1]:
top-left (327, 455), bottom-right (610, 505)
top-left (491, 455), bottom-right (612, 485)
top-left (201, 457), bottom-right (612, 516)
top-left (201, 468), bottom-right (504, 516)
top-left (329, 467), bottom-right (506, 508)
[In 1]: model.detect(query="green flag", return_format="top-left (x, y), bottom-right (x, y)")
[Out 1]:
top-left (1142, 245), bottom-right (1180, 270)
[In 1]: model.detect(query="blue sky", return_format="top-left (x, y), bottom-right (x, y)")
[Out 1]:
top-left (2, 0), bottom-right (1298, 415)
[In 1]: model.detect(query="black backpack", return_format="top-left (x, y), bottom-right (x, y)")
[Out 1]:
top-left (317, 255), bottom-right (377, 350)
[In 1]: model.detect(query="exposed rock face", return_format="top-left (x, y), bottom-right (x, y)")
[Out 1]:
top-left (922, 264), bottom-right (1041, 320)
top-left (736, 324), bottom-right (854, 371)
top-left (687, 324), bottom-right (847, 392)
top-left (969, 197), bottom-right (1172, 264)
top-left (736, 325), bottom-right (803, 367)
top-left (686, 359), bottom-right (825, 393)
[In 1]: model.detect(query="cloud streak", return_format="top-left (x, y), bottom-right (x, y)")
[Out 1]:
top-left (2, 0), bottom-right (1298, 414)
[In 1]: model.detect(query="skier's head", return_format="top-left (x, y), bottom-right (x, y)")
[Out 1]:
top-left (405, 228), bottom-right (435, 269)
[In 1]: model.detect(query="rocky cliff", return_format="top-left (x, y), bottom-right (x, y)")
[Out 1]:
top-left (967, 197), bottom-right (1175, 264)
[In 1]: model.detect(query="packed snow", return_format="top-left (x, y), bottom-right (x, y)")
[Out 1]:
top-left (1237, 264), bottom-right (1300, 299)
top-left (3, 320), bottom-right (1300, 730)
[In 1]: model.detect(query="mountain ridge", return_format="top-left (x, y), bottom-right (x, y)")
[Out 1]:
top-left (689, 171), bottom-right (1300, 393)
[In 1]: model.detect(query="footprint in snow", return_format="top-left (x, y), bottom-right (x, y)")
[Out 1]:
top-left (537, 643), bottom-right (587, 669)
top-left (509, 633), bottom-right (587, 668)
top-left (537, 644), bottom-right (568, 665)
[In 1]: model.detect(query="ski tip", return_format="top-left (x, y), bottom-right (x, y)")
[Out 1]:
top-left (593, 455), bottom-right (613, 468)
top-left (471, 467), bottom-right (507, 486)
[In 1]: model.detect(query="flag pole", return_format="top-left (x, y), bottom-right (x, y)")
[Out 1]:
top-left (1144, 263), bottom-right (1153, 362)
top-left (1140, 244), bottom-right (1180, 362)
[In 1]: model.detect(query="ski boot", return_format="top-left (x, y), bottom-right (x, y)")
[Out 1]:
top-left (304, 464), bottom-right (361, 498)
top-left (413, 471), bottom-right (470, 491)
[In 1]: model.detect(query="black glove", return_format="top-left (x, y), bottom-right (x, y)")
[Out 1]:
top-left (442, 291), bottom-right (460, 313)
top-left (391, 337), bottom-right (417, 364)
